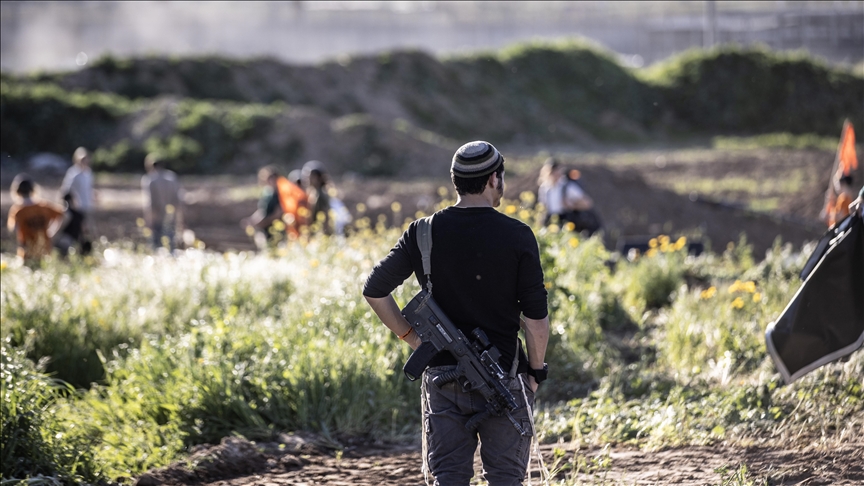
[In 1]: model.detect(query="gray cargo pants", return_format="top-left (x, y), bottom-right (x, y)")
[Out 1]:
top-left (422, 365), bottom-right (535, 486)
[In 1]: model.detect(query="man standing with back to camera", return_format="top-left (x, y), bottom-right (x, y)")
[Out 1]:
top-left (363, 141), bottom-right (550, 486)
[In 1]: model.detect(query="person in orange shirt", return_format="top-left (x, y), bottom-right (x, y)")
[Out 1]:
top-left (827, 175), bottom-right (857, 227)
top-left (6, 174), bottom-right (65, 261)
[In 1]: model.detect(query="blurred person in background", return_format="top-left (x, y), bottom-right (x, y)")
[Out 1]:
top-left (288, 169), bottom-right (304, 188)
top-left (7, 174), bottom-right (65, 261)
top-left (276, 168), bottom-right (309, 239)
top-left (537, 157), bottom-right (600, 235)
top-left (824, 174), bottom-right (857, 227)
top-left (242, 165), bottom-right (285, 249)
top-left (142, 154), bottom-right (183, 250)
top-left (60, 147), bottom-right (95, 231)
top-left (302, 160), bottom-right (332, 235)
top-left (54, 193), bottom-right (92, 257)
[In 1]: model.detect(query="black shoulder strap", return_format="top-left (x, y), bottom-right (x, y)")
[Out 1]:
top-left (416, 215), bottom-right (434, 295)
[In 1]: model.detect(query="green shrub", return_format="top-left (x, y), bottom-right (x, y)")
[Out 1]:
top-left (0, 81), bottom-right (135, 158)
top-left (644, 46), bottom-right (864, 135)
top-left (0, 252), bottom-right (296, 388)
top-left (1, 340), bottom-right (101, 484)
top-left (614, 236), bottom-right (689, 313)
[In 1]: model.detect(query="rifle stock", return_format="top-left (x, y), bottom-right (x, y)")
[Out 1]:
top-left (401, 290), bottom-right (528, 435)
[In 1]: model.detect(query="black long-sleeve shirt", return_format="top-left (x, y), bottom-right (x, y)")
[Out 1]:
top-left (363, 206), bottom-right (548, 372)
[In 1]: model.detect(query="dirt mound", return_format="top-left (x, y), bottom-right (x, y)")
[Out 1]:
top-left (502, 165), bottom-right (823, 255)
top-left (132, 434), bottom-right (337, 486)
top-left (132, 434), bottom-right (423, 486)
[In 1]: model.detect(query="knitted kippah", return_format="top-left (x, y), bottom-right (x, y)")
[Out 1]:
top-left (451, 141), bottom-right (504, 178)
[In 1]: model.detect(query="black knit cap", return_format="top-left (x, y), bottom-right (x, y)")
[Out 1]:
top-left (451, 141), bottom-right (504, 178)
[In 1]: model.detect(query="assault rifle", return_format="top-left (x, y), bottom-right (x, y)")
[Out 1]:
top-left (401, 290), bottom-right (528, 436)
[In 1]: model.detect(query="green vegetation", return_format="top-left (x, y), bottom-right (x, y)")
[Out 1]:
top-left (0, 80), bottom-right (137, 159)
top-left (1, 343), bottom-right (101, 483)
top-left (1, 81), bottom-right (284, 173)
top-left (2, 200), bottom-right (861, 484)
top-left (712, 132), bottom-right (839, 151)
top-left (2, 44), bottom-right (860, 175)
top-left (642, 46), bottom-right (863, 135)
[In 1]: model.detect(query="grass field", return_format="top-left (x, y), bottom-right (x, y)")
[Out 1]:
top-left (2, 196), bottom-right (861, 485)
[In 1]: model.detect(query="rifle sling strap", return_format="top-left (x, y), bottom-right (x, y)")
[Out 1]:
top-left (417, 215), bottom-right (434, 294)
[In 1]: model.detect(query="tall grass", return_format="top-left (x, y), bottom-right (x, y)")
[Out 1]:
top-left (1, 203), bottom-right (861, 483)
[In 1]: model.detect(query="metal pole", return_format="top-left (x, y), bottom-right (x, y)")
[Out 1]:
top-left (704, 0), bottom-right (717, 48)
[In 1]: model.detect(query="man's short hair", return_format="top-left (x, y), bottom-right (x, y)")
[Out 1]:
top-left (73, 147), bottom-right (89, 165)
top-left (11, 173), bottom-right (35, 197)
top-left (452, 162), bottom-right (505, 196)
top-left (258, 165), bottom-right (280, 182)
top-left (144, 153), bottom-right (164, 171)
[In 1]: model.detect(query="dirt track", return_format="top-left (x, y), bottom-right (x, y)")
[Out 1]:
top-left (135, 435), bottom-right (864, 486)
top-left (1, 147), bottom-right (832, 256)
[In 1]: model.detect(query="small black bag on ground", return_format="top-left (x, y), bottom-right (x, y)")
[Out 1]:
top-left (765, 212), bottom-right (864, 384)
top-left (562, 209), bottom-right (602, 236)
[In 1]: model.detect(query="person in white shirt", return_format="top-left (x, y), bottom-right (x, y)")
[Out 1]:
top-left (537, 157), bottom-right (594, 226)
top-left (60, 147), bottom-right (95, 221)
top-left (141, 154), bottom-right (183, 250)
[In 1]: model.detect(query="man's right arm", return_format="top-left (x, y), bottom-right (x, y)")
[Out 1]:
top-left (364, 295), bottom-right (422, 349)
top-left (363, 225), bottom-right (418, 346)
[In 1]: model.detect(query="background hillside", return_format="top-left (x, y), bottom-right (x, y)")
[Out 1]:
top-left (2, 41), bottom-right (862, 176)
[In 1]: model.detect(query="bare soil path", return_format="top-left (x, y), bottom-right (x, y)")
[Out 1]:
top-left (134, 436), bottom-right (864, 486)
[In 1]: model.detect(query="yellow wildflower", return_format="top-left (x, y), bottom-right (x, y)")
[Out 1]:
top-left (564, 222), bottom-right (576, 232)
top-left (700, 286), bottom-right (716, 299)
top-left (568, 237), bottom-right (579, 248)
top-left (548, 224), bottom-right (560, 233)
top-left (505, 205), bottom-right (517, 215)
top-left (648, 238), bottom-right (658, 249)
top-left (731, 297), bottom-right (745, 309)
top-left (752, 292), bottom-right (762, 303)
top-left (391, 201), bottom-right (402, 212)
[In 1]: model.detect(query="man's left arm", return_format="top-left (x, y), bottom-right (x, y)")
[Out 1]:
top-left (521, 316), bottom-right (549, 392)
top-left (517, 229), bottom-right (551, 392)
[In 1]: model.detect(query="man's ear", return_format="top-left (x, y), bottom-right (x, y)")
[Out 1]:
top-left (487, 172), bottom-right (498, 189)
